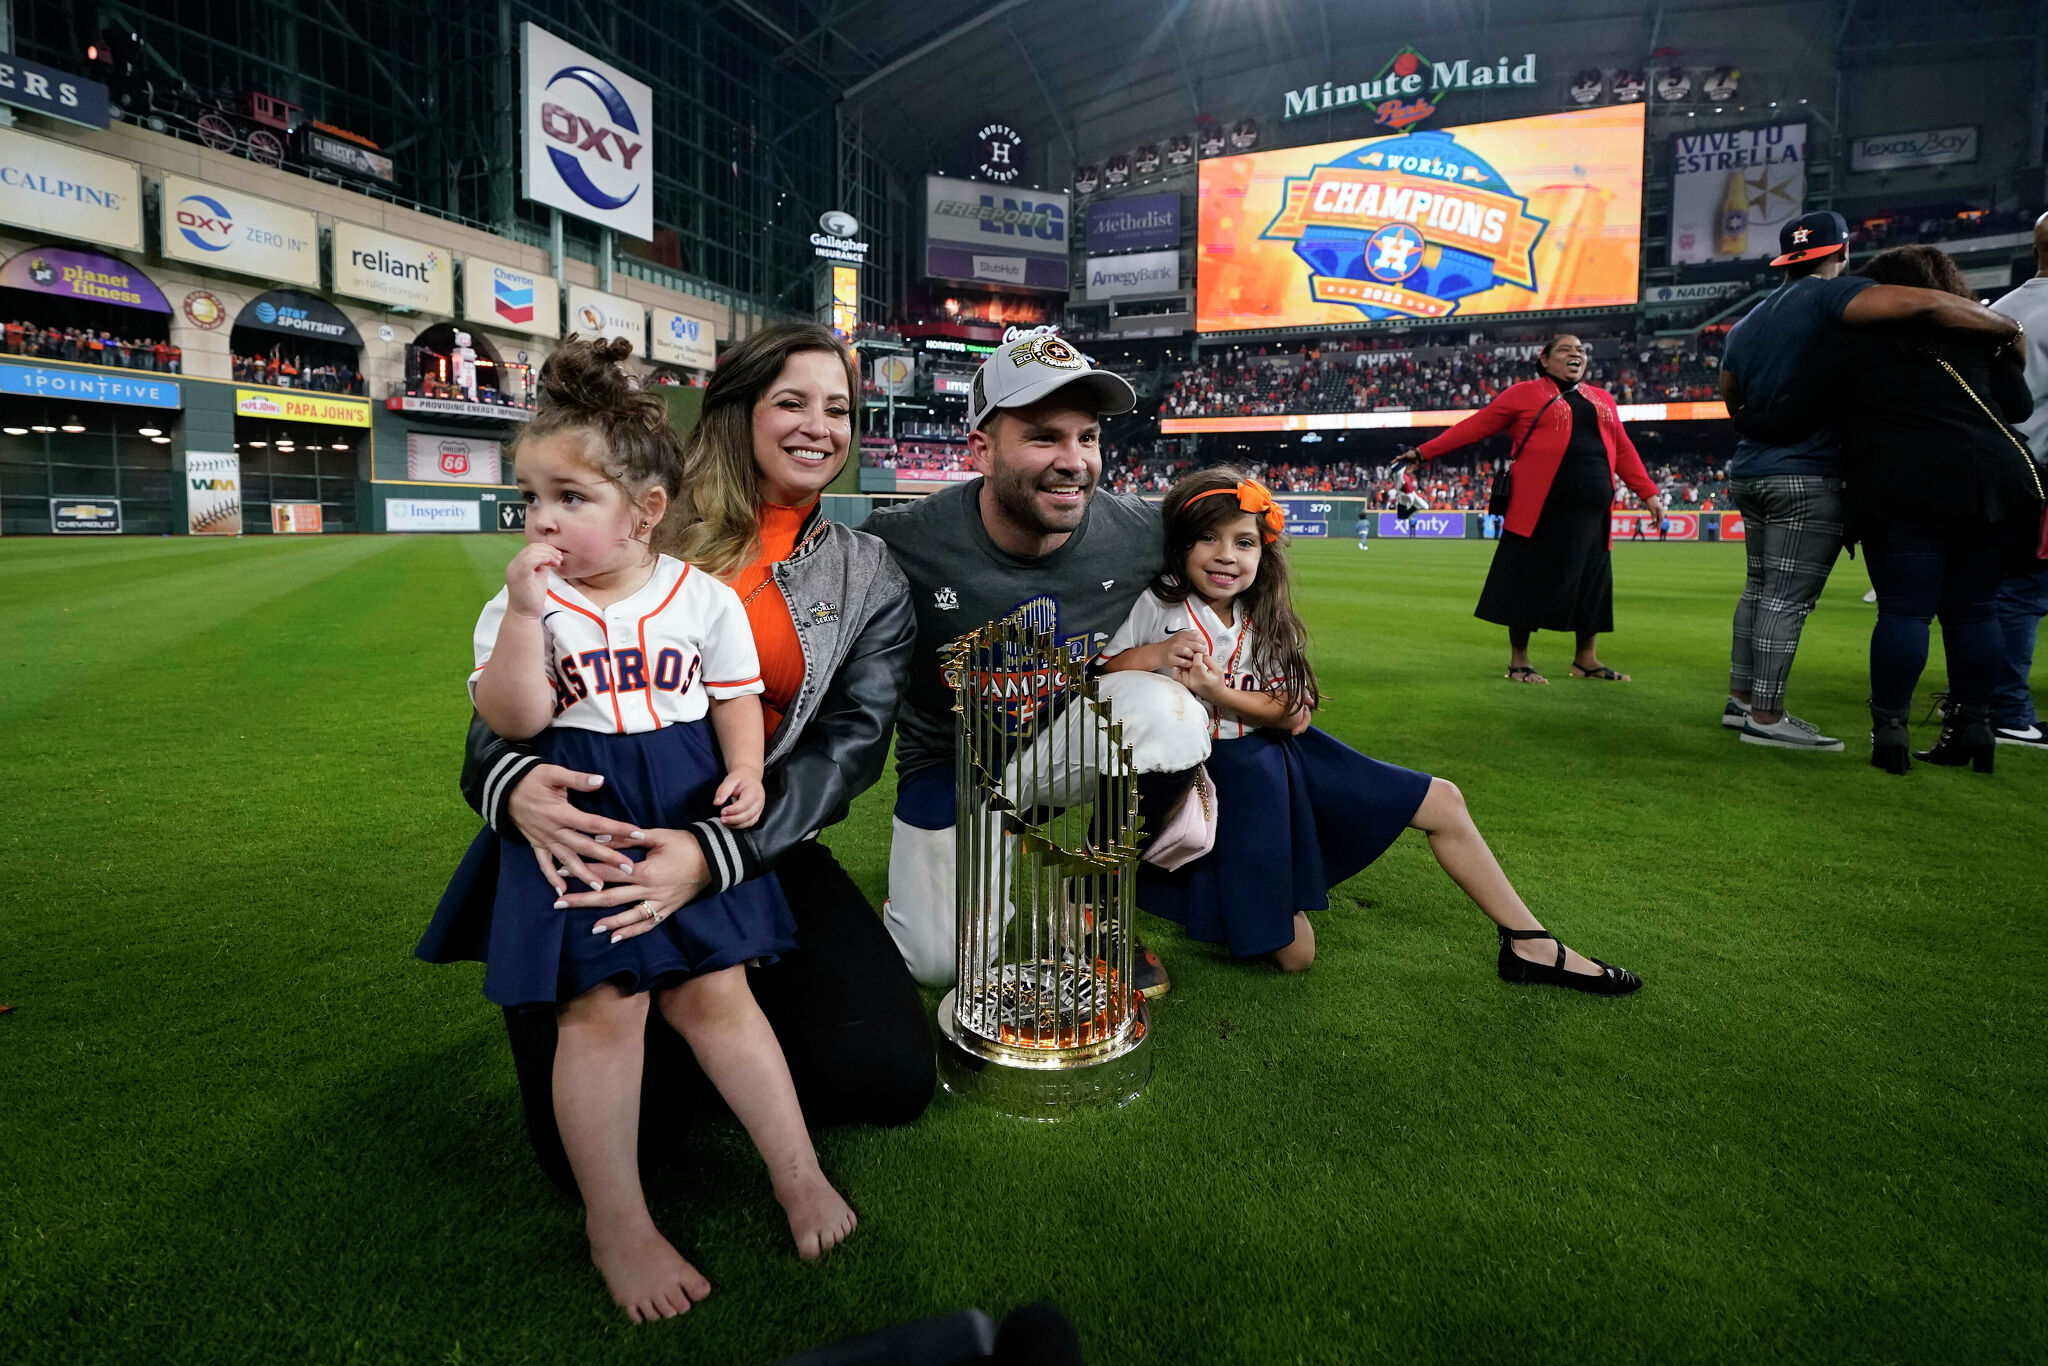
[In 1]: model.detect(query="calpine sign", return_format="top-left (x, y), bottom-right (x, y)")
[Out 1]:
top-left (520, 23), bottom-right (652, 239)
top-left (1284, 48), bottom-right (1537, 131)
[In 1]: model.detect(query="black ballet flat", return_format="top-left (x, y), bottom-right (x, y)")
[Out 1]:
top-left (1497, 927), bottom-right (1642, 996)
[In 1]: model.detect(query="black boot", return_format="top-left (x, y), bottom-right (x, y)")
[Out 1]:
top-left (1914, 700), bottom-right (1995, 773)
top-left (1870, 709), bottom-right (1911, 775)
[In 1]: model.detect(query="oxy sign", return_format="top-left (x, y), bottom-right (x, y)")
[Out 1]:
top-left (521, 23), bottom-right (653, 239)
top-left (159, 174), bottom-right (318, 286)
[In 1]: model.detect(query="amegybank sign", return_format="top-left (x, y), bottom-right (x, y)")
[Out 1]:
top-left (331, 222), bottom-right (453, 314)
top-left (1086, 250), bottom-right (1180, 300)
top-left (159, 174), bottom-right (318, 286)
top-left (0, 126), bottom-right (140, 251)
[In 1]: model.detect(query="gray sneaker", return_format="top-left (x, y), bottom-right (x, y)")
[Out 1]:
top-left (1721, 696), bottom-right (1752, 729)
top-left (1740, 714), bottom-right (1845, 751)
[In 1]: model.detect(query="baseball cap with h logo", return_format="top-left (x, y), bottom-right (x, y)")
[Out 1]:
top-left (966, 328), bottom-right (1137, 430)
top-left (1771, 210), bottom-right (1850, 268)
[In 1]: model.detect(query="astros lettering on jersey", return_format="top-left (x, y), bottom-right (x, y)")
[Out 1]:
top-left (469, 554), bottom-right (762, 733)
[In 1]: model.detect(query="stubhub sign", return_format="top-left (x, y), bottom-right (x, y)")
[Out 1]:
top-left (1086, 249), bottom-right (1180, 300)
top-left (521, 22), bottom-right (653, 239)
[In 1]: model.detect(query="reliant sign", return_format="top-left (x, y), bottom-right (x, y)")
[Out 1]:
top-left (462, 256), bottom-right (560, 338)
top-left (0, 53), bottom-right (110, 129)
top-left (520, 22), bottom-right (653, 239)
top-left (159, 174), bottom-right (317, 286)
top-left (1086, 193), bottom-right (1180, 253)
top-left (1283, 48), bottom-right (1537, 130)
top-left (0, 126), bottom-right (140, 251)
top-left (649, 308), bottom-right (716, 369)
top-left (1086, 249), bottom-right (1180, 300)
top-left (330, 222), bottom-right (453, 314)
top-left (566, 285), bottom-right (645, 352)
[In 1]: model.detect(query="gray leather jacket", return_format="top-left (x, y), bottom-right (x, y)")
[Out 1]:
top-left (459, 507), bottom-right (914, 895)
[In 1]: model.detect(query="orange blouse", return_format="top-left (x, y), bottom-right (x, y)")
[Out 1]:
top-left (728, 500), bottom-right (814, 738)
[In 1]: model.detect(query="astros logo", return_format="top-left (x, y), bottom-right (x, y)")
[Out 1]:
top-left (1260, 128), bottom-right (1547, 322)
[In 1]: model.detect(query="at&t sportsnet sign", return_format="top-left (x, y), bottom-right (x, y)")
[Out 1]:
top-left (1284, 48), bottom-right (1536, 131)
top-left (520, 23), bottom-right (653, 239)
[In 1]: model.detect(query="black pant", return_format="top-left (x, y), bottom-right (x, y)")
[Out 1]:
top-left (504, 840), bottom-right (935, 1196)
top-left (1862, 516), bottom-right (2022, 715)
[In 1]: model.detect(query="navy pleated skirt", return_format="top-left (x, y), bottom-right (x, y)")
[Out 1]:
top-left (417, 720), bottom-right (797, 1007)
top-left (1136, 727), bottom-right (1433, 959)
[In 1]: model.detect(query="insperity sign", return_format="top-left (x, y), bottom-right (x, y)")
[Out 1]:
top-left (520, 23), bottom-right (653, 239)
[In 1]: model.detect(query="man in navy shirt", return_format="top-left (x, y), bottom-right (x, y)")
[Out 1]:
top-left (1717, 211), bottom-right (2020, 751)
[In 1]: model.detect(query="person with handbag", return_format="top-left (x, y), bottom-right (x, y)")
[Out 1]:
top-left (1392, 335), bottom-right (1665, 685)
top-left (1830, 245), bottom-right (2042, 773)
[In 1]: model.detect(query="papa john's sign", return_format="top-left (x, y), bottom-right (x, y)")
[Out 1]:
top-left (521, 23), bottom-right (652, 239)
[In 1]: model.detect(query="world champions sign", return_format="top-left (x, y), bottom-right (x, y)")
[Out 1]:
top-left (1197, 105), bottom-right (1644, 332)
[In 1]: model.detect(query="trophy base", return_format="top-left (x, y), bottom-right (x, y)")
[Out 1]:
top-left (935, 990), bottom-right (1152, 1121)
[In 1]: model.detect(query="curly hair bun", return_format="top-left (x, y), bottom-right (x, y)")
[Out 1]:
top-left (538, 334), bottom-right (653, 420)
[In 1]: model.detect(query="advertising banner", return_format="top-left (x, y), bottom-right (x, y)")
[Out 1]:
top-left (1086, 193), bottom-right (1180, 253)
top-left (0, 54), bottom-right (110, 128)
top-left (1643, 281), bottom-right (1745, 307)
top-left (1086, 250), bottom-right (1180, 300)
top-left (235, 290), bottom-right (363, 346)
top-left (462, 257), bottom-right (560, 338)
top-left (496, 501), bottom-right (527, 531)
top-left (297, 126), bottom-right (393, 183)
top-left (1848, 126), bottom-right (1977, 174)
top-left (521, 22), bottom-right (653, 239)
top-left (405, 433), bottom-right (502, 485)
top-left (186, 451), bottom-right (242, 536)
top-left (1670, 122), bottom-right (1805, 264)
top-left (387, 497), bottom-right (481, 532)
top-left (871, 354), bottom-right (914, 396)
top-left (0, 246), bottom-right (167, 311)
top-left (50, 497), bottom-right (120, 533)
top-left (0, 126), bottom-right (140, 250)
top-left (1377, 510), bottom-right (1466, 538)
top-left (272, 503), bottom-right (324, 533)
top-left (159, 174), bottom-right (318, 286)
top-left (1719, 513), bottom-right (1746, 541)
top-left (1196, 105), bottom-right (1643, 333)
top-left (1, 362), bottom-right (179, 407)
top-left (566, 285), bottom-right (645, 352)
top-left (1280, 498), bottom-right (1337, 537)
top-left (924, 175), bottom-right (1070, 290)
top-left (1611, 511), bottom-right (1699, 540)
top-left (649, 308), bottom-right (715, 368)
top-left (1161, 399), bottom-right (1727, 435)
top-left (235, 389), bottom-right (371, 428)
top-left (330, 221), bottom-right (453, 314)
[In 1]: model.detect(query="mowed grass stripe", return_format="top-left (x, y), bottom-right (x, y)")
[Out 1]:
top-left (2, 535), bottom-right (2042, 1365)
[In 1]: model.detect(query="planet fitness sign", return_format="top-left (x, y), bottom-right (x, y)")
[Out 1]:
top-left (520, 23), bottom-right (653, 239)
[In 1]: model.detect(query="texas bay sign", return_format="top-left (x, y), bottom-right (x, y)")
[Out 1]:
top-left (1283, 48), bottom-right (1537, 131)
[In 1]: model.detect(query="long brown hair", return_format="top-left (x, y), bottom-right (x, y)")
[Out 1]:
top-left (1152, 466), bottom-right (1321, 717)
top-left (661, 322), bottom-right (859, 577)
top-left (508, 334), bottom-right (683, 507)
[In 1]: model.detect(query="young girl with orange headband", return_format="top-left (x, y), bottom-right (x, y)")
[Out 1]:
top-left (1102, 467), bottom-right (1643, 993)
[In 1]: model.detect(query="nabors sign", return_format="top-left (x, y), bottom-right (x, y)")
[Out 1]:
top-left (1283, 48), bottom-right (1537, 130)
top-left (521, 22), bottom-right (653, 239)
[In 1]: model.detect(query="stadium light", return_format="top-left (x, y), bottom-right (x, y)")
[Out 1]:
top-left (138, 426), bottom-right (162, 437)
top-left (150, 435), bottom-right (171, 445)
top-left (330, 442), bottom-right (349, 451)
top-left (248, 440), bottom-right (267, 448)
top-left (3, 426), bottom-right (27, 436)
top-left (32, 423), bottom-right (56, 433)
top-left (61, 417), bottom-right (87, 432)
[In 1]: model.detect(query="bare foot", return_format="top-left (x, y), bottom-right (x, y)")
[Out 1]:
top-left (774, 1167), bottom-right (857, 1260)
top-left (1509, 935), bottom-right (1605, 979)
top-left (588, 1217), bottom-right (711, 1323)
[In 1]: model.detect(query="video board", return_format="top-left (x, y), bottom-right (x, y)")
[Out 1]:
top-left (1196, 104), bottom-right (1644, 333)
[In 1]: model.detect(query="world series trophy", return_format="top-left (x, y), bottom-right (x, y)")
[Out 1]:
top-left (935, 617), bottom-right (1154, 1119)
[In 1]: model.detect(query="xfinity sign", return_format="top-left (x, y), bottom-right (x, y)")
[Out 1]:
top-left (521, 23), bottom-right (653, 238)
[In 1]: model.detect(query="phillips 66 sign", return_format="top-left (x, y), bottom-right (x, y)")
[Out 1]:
top-left (520, 23), bottom-right (653, 239)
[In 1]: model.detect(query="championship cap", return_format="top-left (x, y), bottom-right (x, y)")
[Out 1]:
top-left (1771, 210), bottom-right (1850, 268)
top-left (966, 328), bottom-right (1137, 431)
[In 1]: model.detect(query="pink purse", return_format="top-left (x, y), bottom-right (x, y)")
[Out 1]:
top-left (1142, 765), bottom-right (1216, 871)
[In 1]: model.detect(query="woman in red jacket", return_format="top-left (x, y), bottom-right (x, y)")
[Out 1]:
top-left (1395, 335), bottom-right (1666, 683)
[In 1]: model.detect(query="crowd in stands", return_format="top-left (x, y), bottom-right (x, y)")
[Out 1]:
top-left (1847, 205), bottom-right (2034, 252)
top-left (232, 346), bottom-right (362, 393)
top-left (3, 321), bottom-right (181, 372)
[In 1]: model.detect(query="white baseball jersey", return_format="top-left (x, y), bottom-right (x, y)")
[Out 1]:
top-left (470, 554), bottom-right (763, 734)
top-left (1102, 589), bottom-right (1287, 741)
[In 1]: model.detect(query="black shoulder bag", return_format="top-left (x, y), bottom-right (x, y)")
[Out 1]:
top-left (1488, 388), bottom-right (1566, 518)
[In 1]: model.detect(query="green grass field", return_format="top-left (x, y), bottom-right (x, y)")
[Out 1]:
top-left (4, 532), bottom-right (2044, 1365)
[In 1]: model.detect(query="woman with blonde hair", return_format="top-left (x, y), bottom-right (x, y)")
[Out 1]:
top-left (454, 326), bottom-right (931, 1279)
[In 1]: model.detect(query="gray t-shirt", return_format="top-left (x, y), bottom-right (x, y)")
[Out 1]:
top-left (862, 479), bottom-right (1165, 779)
top-left (1991, 275), bottom-right (2048, 455)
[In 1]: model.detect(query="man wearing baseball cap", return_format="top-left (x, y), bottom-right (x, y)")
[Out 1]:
top-left (1717, 210), bottom-right (2022, 751)
top-left (862, 329), bottom-right (1174, 991)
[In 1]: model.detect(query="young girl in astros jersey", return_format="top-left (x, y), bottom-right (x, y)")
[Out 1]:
top-left (1102, 467), bottom-right (1643, 994)
top-left (418, 338), bottom-right (854, 1324)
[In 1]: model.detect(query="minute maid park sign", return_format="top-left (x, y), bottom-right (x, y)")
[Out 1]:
top-left (1259, 127), bottom-right (1546, 322)
top-left (1284, 48), bottom-right (1537, 131)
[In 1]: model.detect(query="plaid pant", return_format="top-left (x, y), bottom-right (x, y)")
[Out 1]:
top-left (1728, 475), bottom-right (1843, 711)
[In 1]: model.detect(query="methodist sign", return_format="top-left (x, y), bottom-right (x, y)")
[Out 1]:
top-left (159, 174), bottom-right (318, 286)
top-left (923, 174), bottom-right (1071, 292)
top-left (0, 126), bottom-right (140, 251)
top-left (520, 22), bottom-right (653, 239)
top-left (566, 285), bottom-right (645, 352)
top-left (462, 256), bottom-right (559, 338)
top-left (1086, 193), bottom-right (1180, 253)
top-left (235, 389), bottom-right (371, 427)
top-left (331, 221), bottom-right (453, 313)
top-left (649, 307), bottom-right (716, 369)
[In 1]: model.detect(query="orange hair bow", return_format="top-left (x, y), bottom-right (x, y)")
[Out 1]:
top-left (1188, 480), bottom-right (1286, 542)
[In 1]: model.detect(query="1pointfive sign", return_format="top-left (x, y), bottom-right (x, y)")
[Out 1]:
top-left (520, 23), bottom-right (653, 238)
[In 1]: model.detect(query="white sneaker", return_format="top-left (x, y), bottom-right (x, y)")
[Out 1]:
top-left (1994, 723), bottom-right (2048, 749)
top-left (1862, 588), bottom-right (1878, 603)
top-left (1740, 714), bottom-right (1845, 751)
top-left (1721, 696), bottom-right (1752, 729)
